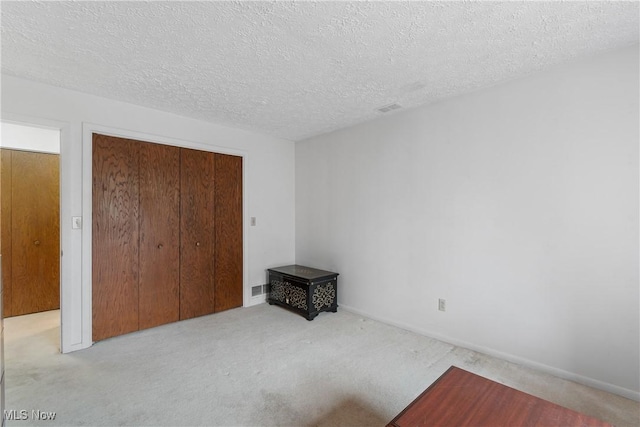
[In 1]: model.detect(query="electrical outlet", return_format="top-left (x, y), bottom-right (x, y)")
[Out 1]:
top-left (438, 298), bottom-right (446, 312)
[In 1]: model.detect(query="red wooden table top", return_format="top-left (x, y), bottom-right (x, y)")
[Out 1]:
top-left (388, 366), bottom-right (612, 427)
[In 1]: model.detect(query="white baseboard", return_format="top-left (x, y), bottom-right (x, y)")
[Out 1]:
top-left (61, 341), bottom-right (93, 354)
top-left (339, 304), bottom-right (640, 402)
top-left (248, 293), bottom-right (267, 306)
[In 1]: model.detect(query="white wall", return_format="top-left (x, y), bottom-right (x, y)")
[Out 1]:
top-left (296, 46), bottom-right (639, 399)
top-left (1, 122), bottom-right (60, 153)
top-left (1, 75), bottom-right (296, 353)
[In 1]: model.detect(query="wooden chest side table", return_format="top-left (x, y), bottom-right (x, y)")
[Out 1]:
top-left (267, 265), bottom-right (338, 320)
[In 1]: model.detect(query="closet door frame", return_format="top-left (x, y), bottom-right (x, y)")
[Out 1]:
top-left (82, 123), bottom-right (247, 347)
top-left (1, 114), bottom-right (69, 352)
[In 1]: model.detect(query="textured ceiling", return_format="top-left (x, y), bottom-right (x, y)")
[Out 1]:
top-left (2, 1), bottom-right (638, 142)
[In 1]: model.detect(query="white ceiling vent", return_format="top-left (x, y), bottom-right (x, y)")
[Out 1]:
top-left (377, 103), bottom-right (403, 113)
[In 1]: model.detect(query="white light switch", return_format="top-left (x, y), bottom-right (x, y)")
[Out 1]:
top-left (72, 216), bottom-right (82, 229)
top-left (250, 217), bottom-right (256, 226)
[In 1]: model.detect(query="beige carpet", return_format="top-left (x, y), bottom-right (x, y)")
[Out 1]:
top-left (4, 305), bottom-right (639, 426)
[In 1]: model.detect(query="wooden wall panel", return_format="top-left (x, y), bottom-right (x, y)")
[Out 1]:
top-left (1, 151), bottom-right (12, 318)
top-left (10, 151), bottom-right (59, 316)
top-left (138, 142), bottom-right (180, 330)
top-left (214, 154), bottom-right (243, 312)
top-left (180, 148), bottom-right (216, 320)
top-left (92, 134), bottom-right (140, 341)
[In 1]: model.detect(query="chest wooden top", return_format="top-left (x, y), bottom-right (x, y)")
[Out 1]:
top-left (268, 264), bottom-right (338, 282)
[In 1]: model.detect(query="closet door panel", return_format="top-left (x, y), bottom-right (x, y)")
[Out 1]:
top-left (11, 151), bottom-right (59, 316)
top-left (92, 134), bottom-right (140, 341)
top-left (139, 142), bottom-right (180, 329)
top-left (180, 148), bottom-right (215, 320)
top-left (1, 150), bottom-right (12, 318)
top-left (214, 154), bottom-right (243, 312)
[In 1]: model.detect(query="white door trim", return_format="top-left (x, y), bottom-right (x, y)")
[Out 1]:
top-left (1, 113), bottom-right (70, 352)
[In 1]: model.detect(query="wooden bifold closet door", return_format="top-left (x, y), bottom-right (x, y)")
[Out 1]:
top-left (1, 149), bottom-right (60, 318)
top-left (92, 134), bottom-right (242, 342)
top-left (138, 142), bottom-right (181, 329)
top-left (214, 154), bottom-right (243, 312)
top-left (179, 148), bottom-right (215, 320)
top-left (92, 136), bottom-right (140, 339)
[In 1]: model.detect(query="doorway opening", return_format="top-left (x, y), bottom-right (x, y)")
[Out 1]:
top-left (1, 121), bottom-right (61, 353)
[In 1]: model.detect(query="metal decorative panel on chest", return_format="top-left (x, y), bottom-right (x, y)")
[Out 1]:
top-left (267, 265), bottom-right (339, 320)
